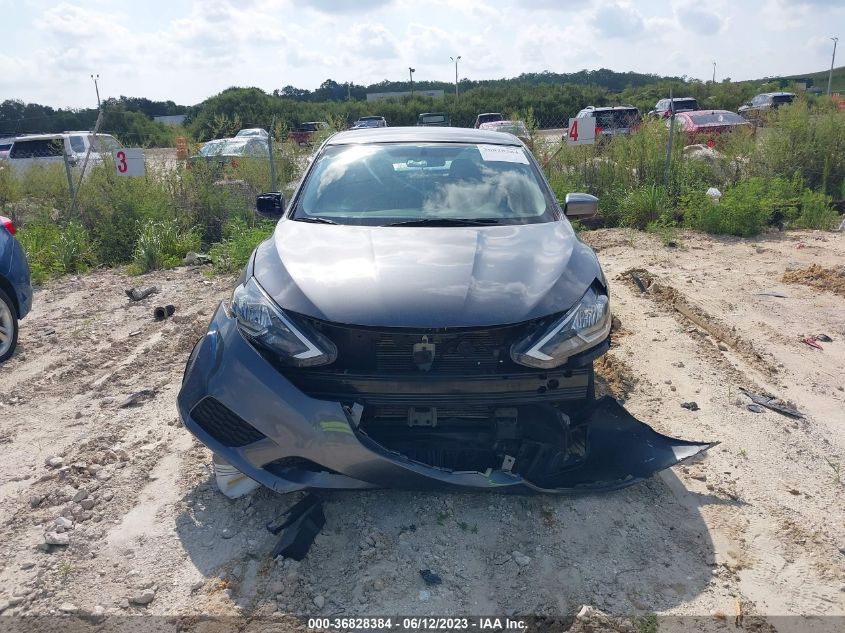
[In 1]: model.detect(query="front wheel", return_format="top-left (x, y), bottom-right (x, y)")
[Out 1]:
top-left (0, 287), bottom-right (19, 363)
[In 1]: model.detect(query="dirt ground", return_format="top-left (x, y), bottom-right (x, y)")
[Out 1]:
top-left (0, 228), bottom-right (843, 630)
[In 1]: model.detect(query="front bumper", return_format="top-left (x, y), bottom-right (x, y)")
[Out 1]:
top-left (177, 304), bottom-right (714, 494)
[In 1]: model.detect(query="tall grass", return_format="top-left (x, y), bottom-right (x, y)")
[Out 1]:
top-left (1, 138), bottom-right (308, 283)
top-left (544, 101), bottom-right (844, 236)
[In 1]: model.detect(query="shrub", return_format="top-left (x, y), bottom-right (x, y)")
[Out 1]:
top-left (209, 218), bottom-right (275, 274)
top-left (131, 218), bottom-right (200, 273)
top-left (620, 184), bottom-right (671, 229)
top-left (794, 190), bottom-right (839, 230)
top-left (54, 222), bottom-right (94, 274)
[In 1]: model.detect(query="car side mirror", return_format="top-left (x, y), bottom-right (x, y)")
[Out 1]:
top-left (563, 192), bottom-right (599, 218)
top-left (256, 192), bottom-right (285, 218)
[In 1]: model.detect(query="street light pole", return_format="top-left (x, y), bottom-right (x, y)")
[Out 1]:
top-left (450, 55), bottom-right (461, 97)
top-left (90, 74), bottom-right (101, 108)
top-left (409, 67), bottom-right (415, 95)
top-left (712, 62), bottom-right (716, 84)
top-left (828, 37), bottom-right (839, 96)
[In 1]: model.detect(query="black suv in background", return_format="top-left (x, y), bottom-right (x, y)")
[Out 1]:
top-left (738, 92), bottom-right (795, 122)
top-left (648, 97), bottom-right (699, 119)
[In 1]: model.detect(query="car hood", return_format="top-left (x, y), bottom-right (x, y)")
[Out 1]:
top-left (252, 219), bottom-right (603, 328)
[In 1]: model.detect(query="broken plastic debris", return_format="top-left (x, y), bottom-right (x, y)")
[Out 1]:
top-left (213, 454), bottom-right (260, 499)
top-left (267, 493), bottom-right (325, 561)
top-left (739, 387), bottom-right (803, 419)
top-left (816, 334), bottom-right (833, 343)
top-left (419, 569), bottom-right (442, 586)
top-left (801, 336), bottom-right (823, 350)
top-left (119, 389), bottom-right (156, 408)
top-left (706, 187), bottom-right (722, 202)
top-left (125, 286), bottom-right (158, 302)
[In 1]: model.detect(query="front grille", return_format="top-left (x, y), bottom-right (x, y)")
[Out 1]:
top-left (370, 404), bottom-right (491, 423)
top-left (191, 397), bottom-right (267, 447)
top-left (301, 318), bottom-right (549, 375)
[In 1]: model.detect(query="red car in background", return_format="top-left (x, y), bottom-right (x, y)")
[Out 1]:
top-left (669, 110), bottom-right (750, 147)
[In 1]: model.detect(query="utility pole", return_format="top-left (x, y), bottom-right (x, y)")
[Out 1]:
top-left (409, 67), bottom-right (415, 95)
top-left (829, 37), bottom-right (839, 96)
top-left (712, 62), bottom-right (716, 84)
top-left (450, 55), bottom-right (461, 97)
top-left (90, 74), bottom-right (101, 108)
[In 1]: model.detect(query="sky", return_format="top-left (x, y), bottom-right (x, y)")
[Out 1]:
top-left (1, 0), bottom-right (842, 109)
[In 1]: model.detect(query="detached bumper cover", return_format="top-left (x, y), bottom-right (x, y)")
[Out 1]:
top-left (177, 304), bottom-right (715, 494)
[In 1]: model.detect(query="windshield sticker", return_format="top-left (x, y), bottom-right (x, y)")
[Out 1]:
top-left (477, 144), bottom-right (529, 164)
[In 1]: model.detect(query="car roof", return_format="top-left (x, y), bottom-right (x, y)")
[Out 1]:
top-left (760, 92), bottom-right (795, 97)
top-left (581, 105), bottom-right (638, 111)
top-left (326, 126), bottom-right (523, 146)
top-left (13, 131), bottom-right (113, 141)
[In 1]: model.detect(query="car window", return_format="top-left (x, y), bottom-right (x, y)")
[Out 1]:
top-left (9, 138), bottom-right (65, 159)
top-left (688, 112), bottom-right (746, 125)
top-left (772, 94), bottom-right (794, 105)
top-left (199, 139), bottom-right (254, 156)
top-left (90, 135), bottom-right (121, 152)
top-left (595, 109), bottom-right (639, 128)
top-left (673, 98), bottom-right (698, 111)
top-left (295, 143), bottom-right (556, 226)
top-left (419, 114), bottom-right (447, 124)
top-left (69, 136), bottom-right (86, 153)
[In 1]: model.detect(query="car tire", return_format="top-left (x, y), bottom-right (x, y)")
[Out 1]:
top-left (0, 287), bottom-right (19, 363)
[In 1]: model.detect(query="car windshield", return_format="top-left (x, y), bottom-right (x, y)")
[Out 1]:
top-left (671, 98), bottom-right (698, 111)
top-left (90, 135), bottom-right (121, 151)
top-left (478, 114), bottom-right (503, 124)
top-left (688, 112), bottom-right (746, 125)
top-left (199, 139), bottom-right (259, 156)
top-left (495, 121), bottom-right (529, 136)
top-left (236, 129), bottom-right (264, 137)
top-left (594, 110), bottom-right (639, 128)
top-left (294, 142), bottom-right (555, 226)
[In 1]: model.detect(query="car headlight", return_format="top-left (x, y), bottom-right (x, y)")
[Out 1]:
top-left (511, 285), bottom-right (610, 369)
top-left (229, 277), bottom-right (337, 367)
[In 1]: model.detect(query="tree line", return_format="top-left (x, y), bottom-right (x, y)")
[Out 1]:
top-left (1, 68), bottom-right (793, 145)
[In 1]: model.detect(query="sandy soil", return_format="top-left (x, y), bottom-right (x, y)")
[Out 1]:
top-left (0, 229), bottom-right (843, 630)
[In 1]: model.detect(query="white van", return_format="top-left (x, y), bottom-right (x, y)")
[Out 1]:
top-left (7, 132), bottom-right (122, 175)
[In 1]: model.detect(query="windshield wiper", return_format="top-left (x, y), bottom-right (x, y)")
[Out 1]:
top-left (385, 218), bottom-right (500, 227)
top-left (294, 216), bottom-right (338, 225)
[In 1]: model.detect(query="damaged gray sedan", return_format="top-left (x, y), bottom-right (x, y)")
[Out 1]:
top-left (178, 127), bottom-right (713, 494)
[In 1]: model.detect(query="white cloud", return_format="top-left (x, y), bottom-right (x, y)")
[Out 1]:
top-left (591, 2), bottom-right (644, 39)
top-left (301, 0), bottom-right (393, 12)
top-left (675, 6), bottom-right (724, 35)
top-left (339, 23), bottom-right (399, 60)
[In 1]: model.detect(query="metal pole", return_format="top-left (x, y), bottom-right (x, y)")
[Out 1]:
top-left (664, 87), bottom-right (675, 189)
top-left (450, 56), bottom-right (461, 97)
top-left (69, 109), bottom-right (102, 217)
top-left (268, 115), bottom-right (277, 191)
top-left (62, 146), bottom-right (76, 207)
top-left (828, 37), bottom-right (839, 96)
top-left (712, 62), bottom-right (716, 84)
top-left (91, 74), bottom-right (101, 108)
top-left (409, 67), bottom-right (415, 95)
